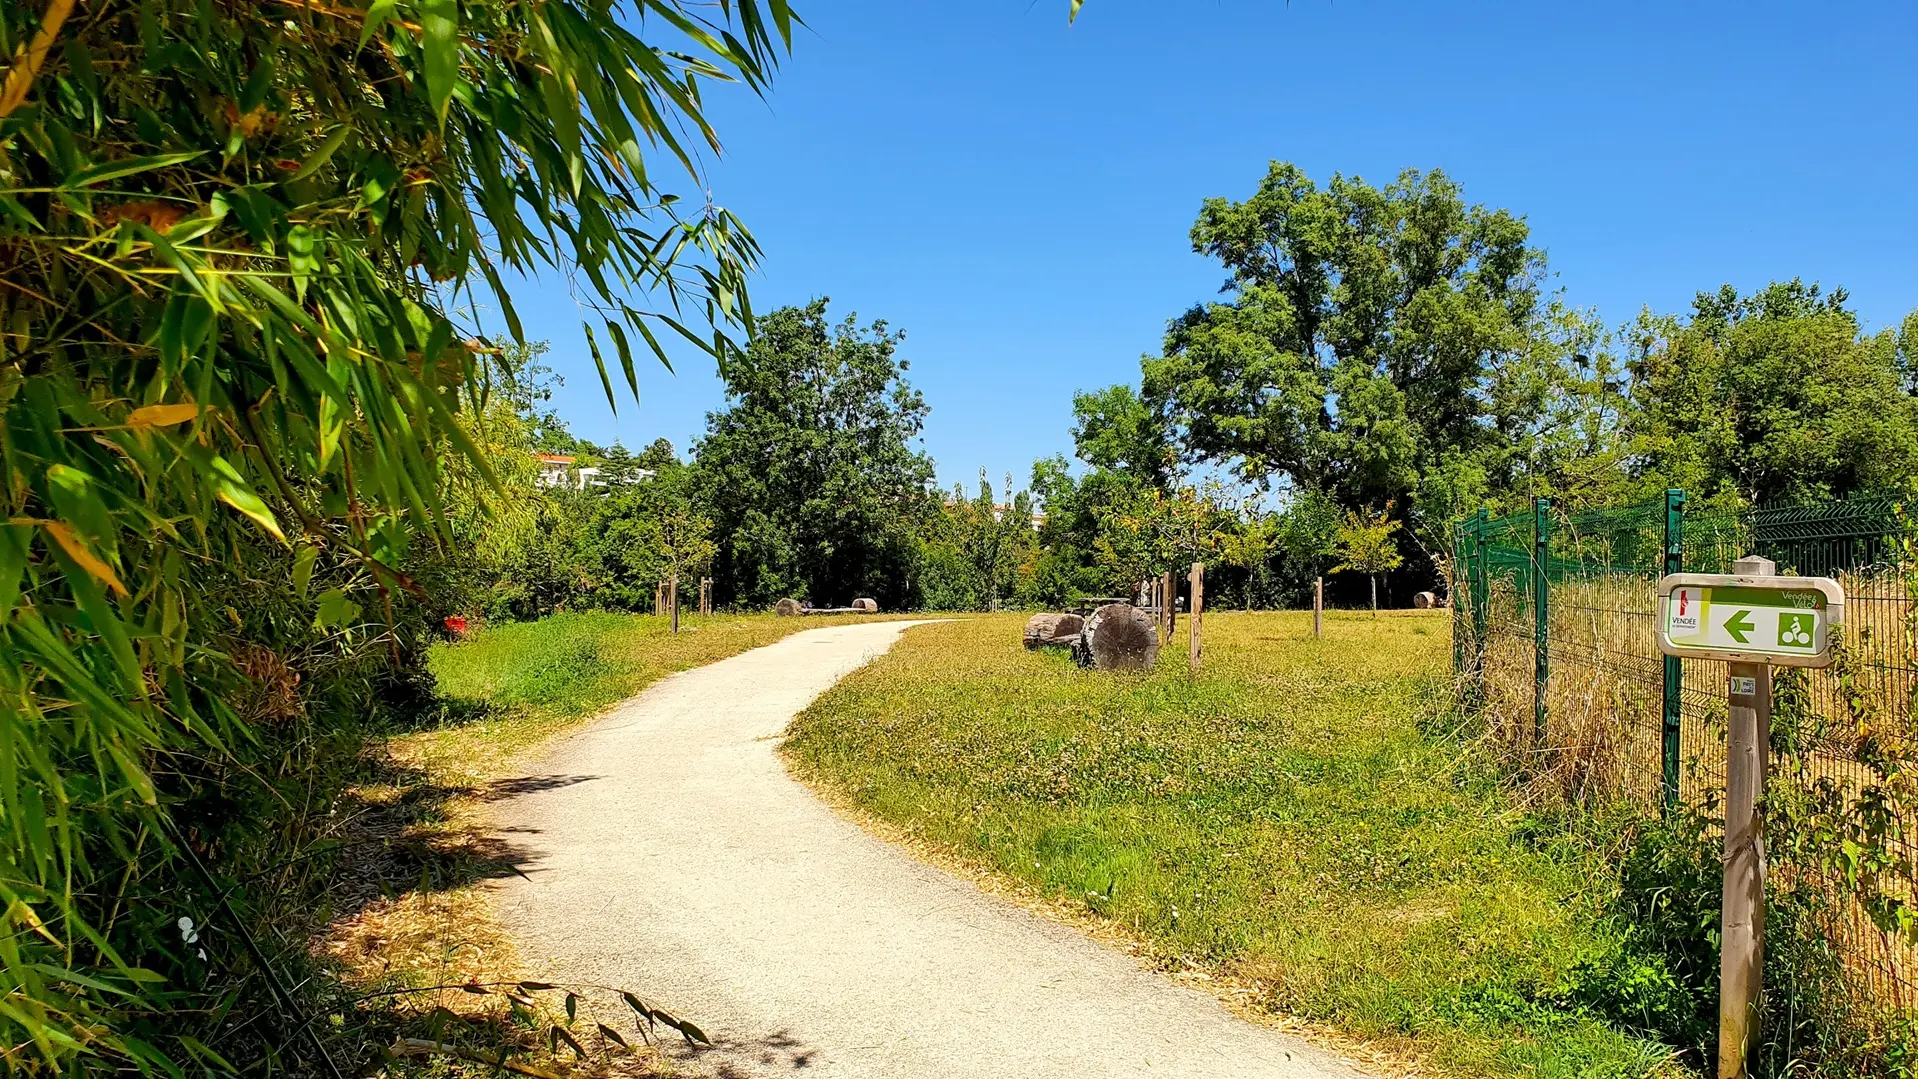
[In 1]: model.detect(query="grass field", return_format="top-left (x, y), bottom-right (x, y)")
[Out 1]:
top-left (784, 611), bottom-right (1683, 1078)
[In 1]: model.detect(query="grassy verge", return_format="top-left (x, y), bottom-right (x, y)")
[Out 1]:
top-left (319, 610), bottom-right (914, 1075)
top-left (414, 610), bottom-right (918, 784)
top-left (783, 611), bottom-right (1685, 1079)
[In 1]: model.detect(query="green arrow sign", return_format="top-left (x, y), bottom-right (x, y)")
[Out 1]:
top-left (1724, 609), bottom-right (1755, 644)
top-left (1657, 573), bottom-right (1845, 667)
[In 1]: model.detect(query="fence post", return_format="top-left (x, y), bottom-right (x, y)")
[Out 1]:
top-left (1471, 508), bottom-right (1490, 683)
top-left (1662, 488), bottom-right (1687, 810)
top-left (1534, 498), bottom-right (1551, 752)
top-left (1189, 562), bottom-right (1204, 669)
top-left (1163, 569), bottom-right (1177, 638)
top-left (1719, 555), bottom-right (1775, 1079)
top-left (1451, 525), bottom-right (1464, 672)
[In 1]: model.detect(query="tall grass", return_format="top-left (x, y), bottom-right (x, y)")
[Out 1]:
top-left (1466, 563), bottom-right (1918, 1075)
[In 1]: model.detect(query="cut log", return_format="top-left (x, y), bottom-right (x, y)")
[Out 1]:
top-left (851, 597), bottom-right (879, 612)
top-left (1074, 603), bottom-right (1159, 671)
top-left (1414, 591), bottom-right (1437, 610)
top-left (774, 598), bottom-right (803, 617)
top-left (1023, 612), bottom-right (1085, 650)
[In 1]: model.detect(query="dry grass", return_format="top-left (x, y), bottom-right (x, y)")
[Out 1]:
top-left (1470, 566), bottom-right (1918, 1024)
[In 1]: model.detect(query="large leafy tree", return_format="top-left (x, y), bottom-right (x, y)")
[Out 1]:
top-left (0, 0), bottom-right (793, 1068)
top-left (696, 299), bottom-right (935, 608)
top-left (1628, 281), bottom-right (1918, 505)
top-left (1140, 163), bottom-right (1591, 560)
top-left (1070, 383), bottom-right (1175, 488)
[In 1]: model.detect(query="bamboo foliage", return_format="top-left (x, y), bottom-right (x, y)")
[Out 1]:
top-left (0, 0), bottom-right (793, 1068)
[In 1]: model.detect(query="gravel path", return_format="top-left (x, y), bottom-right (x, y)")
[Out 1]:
top-left (490, 620), bottom-right (1365, 1079)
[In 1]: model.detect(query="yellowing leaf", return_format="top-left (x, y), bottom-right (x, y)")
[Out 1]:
top-left (127, 403), bottom-right (202, 428)
top-left (42, 520), bottom-right (128, 597)
top-left (208, 457), bottom-right (285, 541)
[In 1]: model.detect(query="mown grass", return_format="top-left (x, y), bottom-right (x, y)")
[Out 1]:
top-left (784, 611), bottom-right (1686, 1079)
top-left (416, 610), bottom-right (916, 783)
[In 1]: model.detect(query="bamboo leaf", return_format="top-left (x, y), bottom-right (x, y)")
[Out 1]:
top-left (126, 403), bottom-right (201, 428)
top-left (64, 150), bottom-right (205, 188)
top-left (287, 125), bottom-right (352, 183)
top-left (420, 0), bottom-right (461, 125)
top-left (205, 456), bottom-right (286, 540)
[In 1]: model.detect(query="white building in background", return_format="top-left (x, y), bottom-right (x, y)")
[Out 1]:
top-left (534, 453), bottom-right (605, 490)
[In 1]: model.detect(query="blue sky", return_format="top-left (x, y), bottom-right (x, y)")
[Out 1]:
top-left (506, 0), bottom-right (1917, 490)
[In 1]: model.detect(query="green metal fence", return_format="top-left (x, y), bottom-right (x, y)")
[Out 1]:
top-left (1453, 492), bottom-right (1918, 1018)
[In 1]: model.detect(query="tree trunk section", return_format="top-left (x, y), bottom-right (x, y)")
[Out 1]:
top-left (1023, 612), bottom-right (1084, 650)
top-left (1074, 603), bottom-right (1159, 671)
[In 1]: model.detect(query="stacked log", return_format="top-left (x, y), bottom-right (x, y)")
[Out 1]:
top-left (852, 598), bottom-right (879, 612)
top-left (1414, 591), bottom-right (1437, 609)
top-left (1023, 613), bottom-right (1084, 650)
top-left (774, 598), bottom-right (803, 617)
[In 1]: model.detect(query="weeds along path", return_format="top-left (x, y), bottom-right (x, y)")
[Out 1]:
top-left (489, 620), bottom-right (1365, 1079)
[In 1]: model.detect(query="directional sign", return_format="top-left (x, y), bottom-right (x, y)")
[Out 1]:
top-left (1656, 572), bottom-right (1845, 667)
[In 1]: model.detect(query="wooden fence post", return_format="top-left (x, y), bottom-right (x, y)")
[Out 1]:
top-left (699, 576), bottom-right (712, 615)
top-left (1717, 555), bottom-right (1774, 1079)
top-left (1314, 576), bottom-right (1324, 638)
top-left (1188, 562), bottom-right (1204, 668)
top-left (668, 576), bottom-right (679, 634)
top-left (1162, 569), bottom-right (1176, 639)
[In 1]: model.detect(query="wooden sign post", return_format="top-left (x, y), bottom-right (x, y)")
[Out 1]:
top-left (1314, 576), bottom-right (1324, 638)
top-left (1188, 562), bottom-right (1205, 668)
top-left (1656, 555), bottom-right (1845, 1079)
top-left (699, 577), bottom-right (712, 615)
top-left (668, 576), bottom-right (680, 634)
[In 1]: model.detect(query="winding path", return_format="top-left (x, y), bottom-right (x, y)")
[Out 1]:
top-left (490, 620), bottom-right (1364, 1079)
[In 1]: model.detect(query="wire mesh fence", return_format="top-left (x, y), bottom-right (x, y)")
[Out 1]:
top-left (1454, 492), bottom-right (1918, 1018)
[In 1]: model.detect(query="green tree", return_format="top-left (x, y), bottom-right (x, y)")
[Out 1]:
top-left (918, 472), bottom-right (1039, 610)
top-left (1072, 383), bottom-right (1175, 486)
top-left (1139, 163), bottom-right (1592, 568)
top-left (572, 465), bottom-right (715, 610)
top-left (1278, 487), bottom-right (1343, 578)
top-left (0, 0), bottom-right (793, 1067)
top-left (1218, 509), bottom-right (1277, 609)
top-left (635, 437), bottom-right (684, 474)
top-left (1090, 482), bottom-right (1225, 595)
top-left (696, 300), bottom-right (935, 608)
top-left (1628, 281), bottom-right (1918, 505)
top-left (1025, 455), bottom-right (1123, 605)
top-left (1332, 505), bottom-right (1404, 613)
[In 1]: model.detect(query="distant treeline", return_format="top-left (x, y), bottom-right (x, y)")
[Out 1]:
top-left (451, 165), bottom-right (1918, 617)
